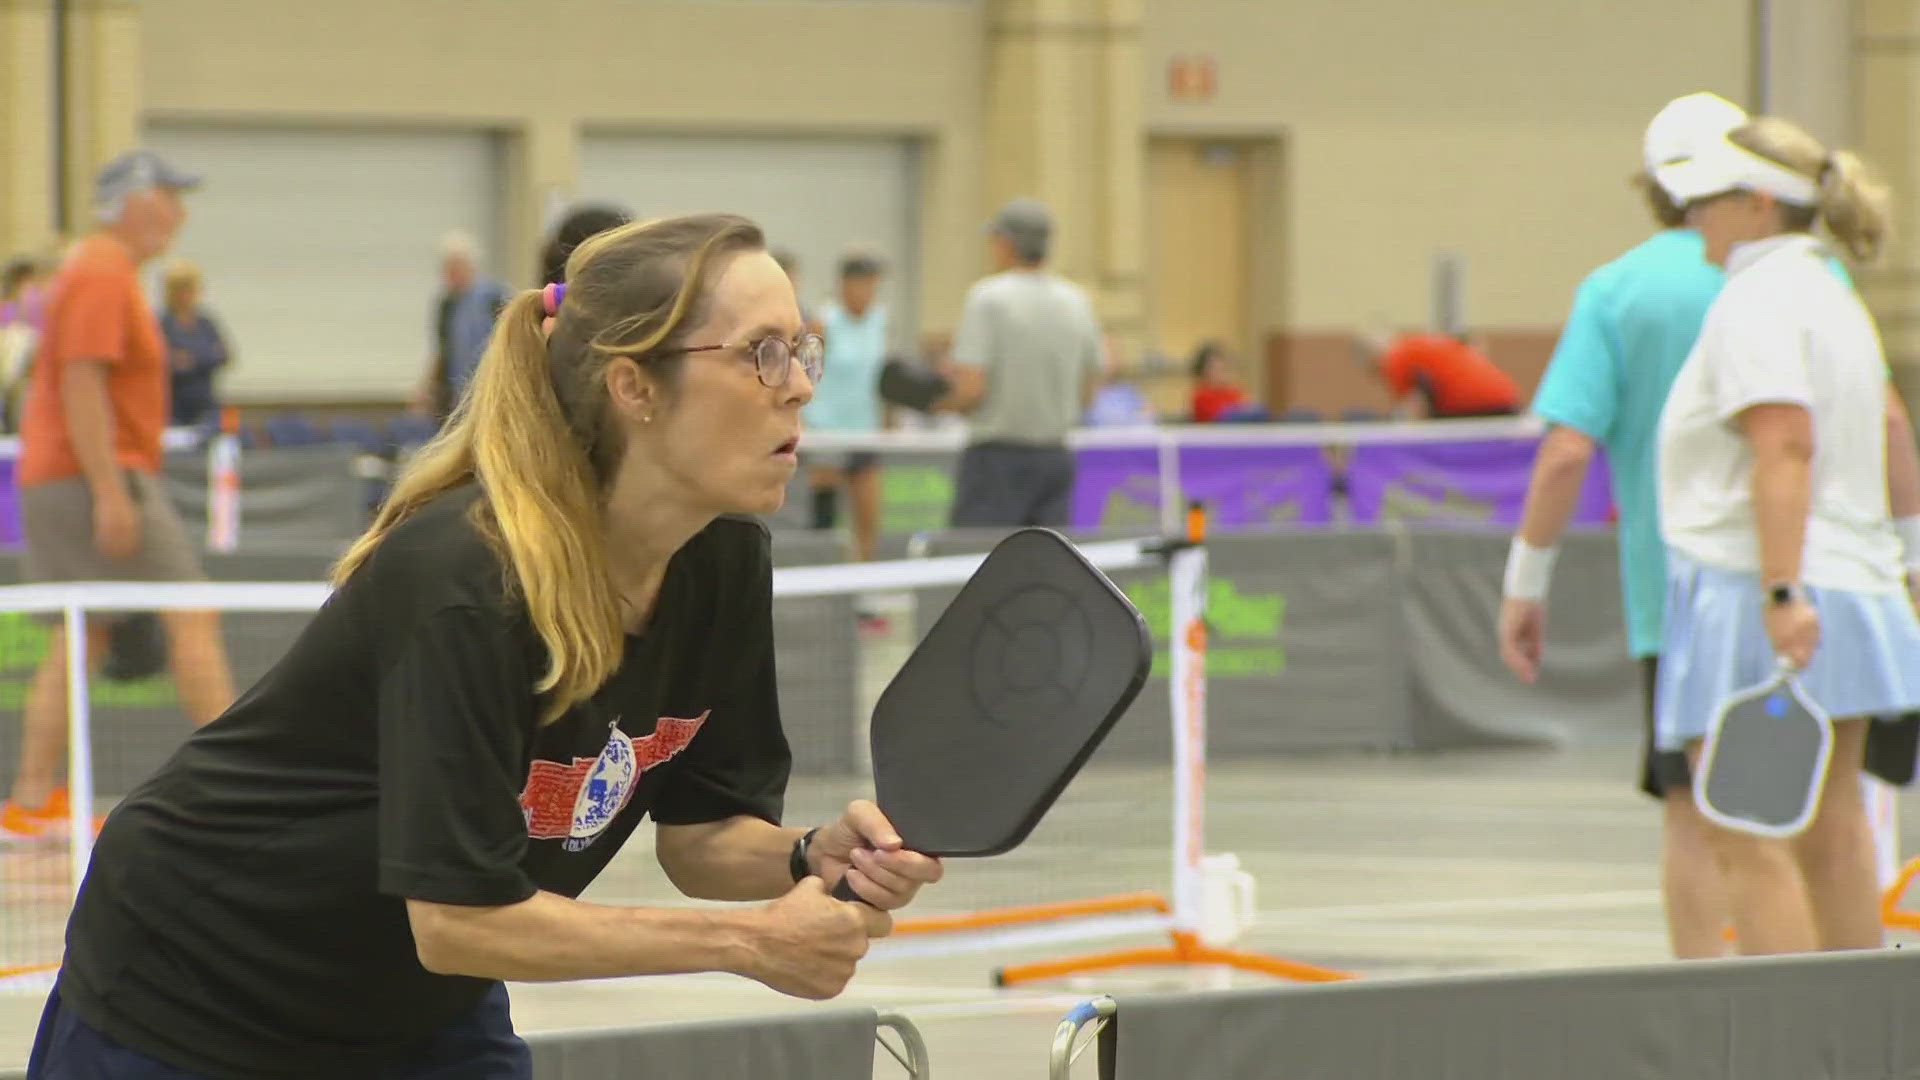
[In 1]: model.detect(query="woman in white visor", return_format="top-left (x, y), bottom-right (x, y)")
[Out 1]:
top-left (1654, 116), bottom-right (1920, 955)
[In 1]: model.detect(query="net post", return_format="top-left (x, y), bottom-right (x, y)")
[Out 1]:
top-left (1167, 503), bottom-right (1208, 936)
top-left (64, 603), bottom-right (95, 900)
top-left (207, 407), bottom-right (242, 553)
top-left (1155, 432), bottom-right (1181, 536)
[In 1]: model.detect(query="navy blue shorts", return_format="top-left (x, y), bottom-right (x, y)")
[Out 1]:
top-left (26, 981), bottom-right (532, 1079)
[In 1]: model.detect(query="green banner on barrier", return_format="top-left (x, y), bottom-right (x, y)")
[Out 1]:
top-left (0, 612), bottom-right (177, 709)
top-left (1124, 577), bottom-right (1287, 679)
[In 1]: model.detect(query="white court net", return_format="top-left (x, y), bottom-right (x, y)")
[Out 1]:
top-left (0, 539), bottom-right (1192, 990)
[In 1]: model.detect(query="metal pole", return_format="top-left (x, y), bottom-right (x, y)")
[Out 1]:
top-left (51, 0), bottom-right (70, 233)
top-left (64, 605), bottom-right (93, 898)
top-left (1167, 538), bottom-right (1208, 935)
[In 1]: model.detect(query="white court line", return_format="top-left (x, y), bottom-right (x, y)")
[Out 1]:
top-left (1251, 889), bottom-right (1660, 926)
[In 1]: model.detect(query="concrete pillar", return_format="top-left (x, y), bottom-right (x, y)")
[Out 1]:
top-left (504, 116), bottom-right (579, 289)
top-left (1855, 0), bottom-right (1920, 402)
top-left (0, 0), bottom-right (56, 257)
top-left (984, 0), bottom-right (1146, 352)
top-left (59, 0), bottom-right (142, 234)
top-left (1758, 0), bottom-right (1854, 144)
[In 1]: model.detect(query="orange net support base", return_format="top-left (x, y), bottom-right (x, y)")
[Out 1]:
top-left (891, 890), bottom-right (1352, 987)
top-left (992, 929), bottom-right (1353, 988)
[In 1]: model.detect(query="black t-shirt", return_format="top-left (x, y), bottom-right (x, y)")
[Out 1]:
top-left (58, 487), bottom-right (790, 1079)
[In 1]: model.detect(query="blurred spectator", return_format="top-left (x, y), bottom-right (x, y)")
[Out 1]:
top-left (1, 256), bottom-right (47, 431)
top-left (803, 251), bottom-right (888, 563)
top-left (5, 150), bottom-right (235, 840)
top-left (416, 231), bottom-right (507, 426)
top-left (937, 198), bottom-right (1103, 527)
top-left (1084, 379), bottom-right (1154, 427)
top-left (1083, 335), bottom-right (1155, 426)
top-left (1361, 330), bottom-right (1521, 419)
top-left (1188, 340), bottom-right (1269, 422)
top-left (540, 202), bottom-right (631, 286)
top-left (157, 259), bottom-right (232, 428)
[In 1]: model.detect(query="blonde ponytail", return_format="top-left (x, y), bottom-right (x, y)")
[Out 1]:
top-left (1730, 118), bottom-right (1893, 264)
top-left (1817, 150), bottom-right (1892, 264)
top-left (335, 213), bottom-right (766, 725)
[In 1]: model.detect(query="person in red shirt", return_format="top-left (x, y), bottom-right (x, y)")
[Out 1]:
top-left (1189, 341), bottom-right (1260, 422)
top-left (3, 151), bottom-right (236, 841)
top-left (1369, 331), bottom-right (1523, 419)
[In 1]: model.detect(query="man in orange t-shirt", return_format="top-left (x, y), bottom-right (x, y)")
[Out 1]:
top-left (1371, 332), bottom-right (1523, 419)
top-left (4, 151), bottom-right (235, 841)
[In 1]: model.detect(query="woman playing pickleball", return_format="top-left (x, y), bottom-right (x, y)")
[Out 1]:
top-left (27, 213), bottom-right (942, 1079)
top-left (1653, 118), bottom-right (1920, 956)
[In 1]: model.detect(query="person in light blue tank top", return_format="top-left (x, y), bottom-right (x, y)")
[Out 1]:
top-left (802, 253), bottom-right (889, 564)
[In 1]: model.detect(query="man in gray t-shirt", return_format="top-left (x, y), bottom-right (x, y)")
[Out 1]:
top-left (939, 198), bottom-right (1103, 527)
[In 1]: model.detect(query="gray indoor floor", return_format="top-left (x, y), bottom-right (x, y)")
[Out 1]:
top-left (8, 746), bottom-right (1920, 1077)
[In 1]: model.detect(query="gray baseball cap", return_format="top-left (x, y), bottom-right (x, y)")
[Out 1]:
top-left (985, 198), bottom-right (1052, 259)
top-left (94, 149), bottom-right (201, 211)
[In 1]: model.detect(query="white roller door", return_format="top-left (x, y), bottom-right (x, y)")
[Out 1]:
top-left (577, 133), bottom-right (919, 351)
top-left (141, 124), bottom-right (505, 403)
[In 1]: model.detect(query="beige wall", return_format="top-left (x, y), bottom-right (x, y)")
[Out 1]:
top-left (1142, 0), bottom-right (1753, 339)
top-left (1, 0), bottom-right (1778, 409)
top-left (0, 0), bottom-right (56, 259)
top-left (139, 0), bottom-right (987, 334)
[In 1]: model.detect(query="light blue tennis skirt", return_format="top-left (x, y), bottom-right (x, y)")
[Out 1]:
top-left (1655, 550), bottom-right (1920, 751)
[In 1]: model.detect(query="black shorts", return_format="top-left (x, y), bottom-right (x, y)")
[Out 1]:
top-left (1639, 657), bottom-right (1692, 800)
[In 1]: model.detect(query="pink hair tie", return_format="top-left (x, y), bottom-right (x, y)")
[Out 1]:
top-left (540, 282), bottom-right (566, 337)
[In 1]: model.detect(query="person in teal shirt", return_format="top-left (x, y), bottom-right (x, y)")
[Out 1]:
top-left (1499, 93), bottom-right (1920, 960)
top-left (803, 252), bottom-right (889, 563)
top-left (1498, 92), bottom-right (1746, 962)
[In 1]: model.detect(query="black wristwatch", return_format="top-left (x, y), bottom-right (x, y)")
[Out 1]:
top-left (789, 828), bottom-right (820, 883)
top-left (1768, 582), bottom-right (1806, 606)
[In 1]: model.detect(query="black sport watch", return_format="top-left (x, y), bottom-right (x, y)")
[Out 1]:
top-left (1768, 583), bottom-right (1806, 606)
top-left (789, 828), bottom-right (820, 883)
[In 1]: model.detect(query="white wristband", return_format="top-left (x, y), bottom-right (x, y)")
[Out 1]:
top-left (1502, 537), bottom-right (1559, 600)
top-left (1897, 515), bottom-right (1920, 572)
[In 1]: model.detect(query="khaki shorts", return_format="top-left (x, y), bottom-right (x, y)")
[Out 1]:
top-left (21, 471), bottom-right (205, 584)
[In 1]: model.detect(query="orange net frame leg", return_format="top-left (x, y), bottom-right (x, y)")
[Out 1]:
top-left (891, 891), bottom-right (1353, 987)
top-left (992, 930), bottom-right (1352, 988)
top-left (1881, 856), bottom-right (1920, 931)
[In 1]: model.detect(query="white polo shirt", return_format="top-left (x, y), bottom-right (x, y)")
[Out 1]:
top-left (1656, 233), bottom-right (1902, 594)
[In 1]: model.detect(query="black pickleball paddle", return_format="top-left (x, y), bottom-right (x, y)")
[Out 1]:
top-left (831, 528), bottom-right (1154, 902)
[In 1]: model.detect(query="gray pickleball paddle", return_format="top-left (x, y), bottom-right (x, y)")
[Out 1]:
top-left (1696, 667), bottom-right (1832, 839)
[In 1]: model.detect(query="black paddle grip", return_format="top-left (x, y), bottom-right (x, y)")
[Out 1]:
top-left (831, 876), bottom-right (871, 905)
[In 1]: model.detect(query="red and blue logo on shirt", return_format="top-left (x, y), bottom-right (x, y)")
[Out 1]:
top-left (519, 713), bottom-right (708, 851)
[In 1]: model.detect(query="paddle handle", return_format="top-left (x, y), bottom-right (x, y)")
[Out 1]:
top-left (831, 877), bottom-right (871, 905)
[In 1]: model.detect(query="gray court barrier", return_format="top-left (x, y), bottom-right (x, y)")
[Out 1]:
top-left (1049, 948), bottom-right (1920, 1080)
top-left (527, 1008), bottom-right (927, 1080)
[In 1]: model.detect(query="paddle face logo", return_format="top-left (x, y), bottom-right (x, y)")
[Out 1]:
top-left (1123, 577), bottom-right (1286, 678)
top-left (520, 713), bottom-right (708, 850)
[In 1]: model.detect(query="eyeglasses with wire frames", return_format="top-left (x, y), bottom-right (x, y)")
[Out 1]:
top-left (657, 333), bottom-right (825, 388)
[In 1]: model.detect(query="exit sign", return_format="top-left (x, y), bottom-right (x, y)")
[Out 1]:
top-left (1167, 55), bottom-right (1217, 103)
